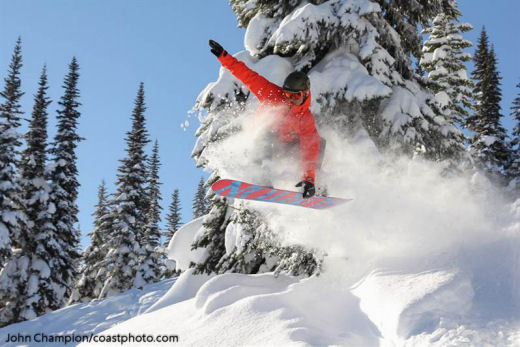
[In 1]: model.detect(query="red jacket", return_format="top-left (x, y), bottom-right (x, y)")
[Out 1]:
top-left (218, 54), bottom-right (320, 182)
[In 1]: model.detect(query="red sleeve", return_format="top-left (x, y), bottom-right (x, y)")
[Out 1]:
top-left (298, 110), bottom-right (320, 182)
top-left (218, 54), bottom-right (280, 101)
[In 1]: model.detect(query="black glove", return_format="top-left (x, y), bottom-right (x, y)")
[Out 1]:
top-left (296, 179), bottom-right (316, 198)
top-left (209, 40), bottom-right (227, 58)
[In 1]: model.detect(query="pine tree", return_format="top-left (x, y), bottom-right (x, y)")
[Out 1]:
top-left (22, 57), bottom-right (83, 317)
top-left (69, 181), bottom-right (112, 303)
top-left (420, 8), bottom-right (473, 128)
top-left (507, 82), bottom-right (520, 188)
top-left (135, 140), bottom-right (162, 287)
top-left (164, 189), bottom-right (182, 246)
top-left (0, 38), bottom-right (26, 265)
top-left (190, 0), bottom-right (465, 276)
top-left (192, 177), bottom-right (208, 219)
top-left (0, 39), bottom-right (32, 327)
top-left (0, 43), bottom-right (24, 326)
top-left (100, 83), bottom-right (150, 298)
top-left (14, 67), bottom-right (55, 322)
top-left (20, 67), bottom-right (52, 241)
top-left (190, 174), bottom-right (229, 275)
top-left (468, 29), bottom-right (511, 180)
top-left (144, 140), bottom-right (162, 242)
top-left (467, 27), bottom-right (490, 130)
top-left (162, 188), bottom-right (182, 277)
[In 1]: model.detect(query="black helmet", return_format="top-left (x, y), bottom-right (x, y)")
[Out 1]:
top-left (283, 71), bottom-right (310, 92)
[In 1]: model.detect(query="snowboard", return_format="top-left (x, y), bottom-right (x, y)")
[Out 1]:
top-left (211, 179), bottom-right (352, 210)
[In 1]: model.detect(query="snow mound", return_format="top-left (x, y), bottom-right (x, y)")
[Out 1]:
top-left (167, 217), bottom-right (207, 272)
top-left (145, 268), bottom-right (213, 313)
top-left (92, 264), bottom-right (382, 346)
top-left (193, 272), bottom-right (297, 315)
top-left (353, 269), bottom-right (473, 341)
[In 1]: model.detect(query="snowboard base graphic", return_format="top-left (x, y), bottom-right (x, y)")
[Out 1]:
top-left (211, 179), bottom-right (352, 210)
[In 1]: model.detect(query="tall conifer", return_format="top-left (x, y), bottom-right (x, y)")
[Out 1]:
top-left (101, 83), bottom-right (149, 297)
top-left (0, 39), bottom-right (34, 327)
top-left (20, 67), bottom-right (51, 235)
top-left (162, 188), bottom-right (182, 277)
top-left (135, 140), bottom-right (162, 286)
top-left (14, 67), bottom-right (55, 321)
top-left (507, 82), bottom-right (520, 188)
top-left (69, 181), bottom-right (111, 303)
top-left (144, 140), bottom-right (162, 242)
top-left (192, 177), bottom-right (208, 219)
top-left (31, 57), bottom-right (83, 313)
top-left (420, 8), bottom-right (473, 128)
top-left (468, 30), bottom-right (510, 179)
top-left (0, 38), bottom-right (26, 264)
top-left (0, 42), bottom-right (31, 326)
top-left (165, 189), bottom-right (182, 246)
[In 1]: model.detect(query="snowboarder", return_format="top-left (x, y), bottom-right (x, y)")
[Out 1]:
top-left (209, 39), bottom-right (324, 198)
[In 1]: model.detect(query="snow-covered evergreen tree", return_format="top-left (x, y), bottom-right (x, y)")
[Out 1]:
top-left (0, 45), bottom-right (25, 327)
top-left (192, 177), bottom-right (208, 219)
top-left (189, 174), bottom-right (231, 275)
top-left (135, 140), bottom-right (162, 287)
top-left (100, 83), bottom-right (150, 298)
top-left (26, 57), bottom-right (83, 315)
top-left (69, 181), bottom-right (112, 303)
top-left (468, 29), bottom-right (510, 180)
top-left (13, 67), bottom-right (56, 322)
top-left (144, 140), bottom-right (162, 241)
top-left (507, 81), bottom-right (520, 189)
top-left (0, 39), bottom-right (33, 327)
top-left (164, 189), bottom-right (182, 246)
top-left (20, 66), bottom-right (52, 248)
top-left (420, 7), bottom-right (473, 128)
top-left (190, 0), bottom-right (466, 277)
top-left (0, 38), bottom-right (26, 265)
top-left (162, 188), bottom-right (182, 278)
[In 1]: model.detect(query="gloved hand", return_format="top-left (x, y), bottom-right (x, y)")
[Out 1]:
top-left (295, 178), bottom-right (316, 198)
top-left (209, 40), bottom-right (227, 58)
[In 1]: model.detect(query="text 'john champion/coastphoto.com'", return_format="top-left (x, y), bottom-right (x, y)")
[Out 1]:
top-left (4, 332), bottom-right (179, 345)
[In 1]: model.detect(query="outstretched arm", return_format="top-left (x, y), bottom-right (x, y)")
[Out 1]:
top-left (209, 40), bottom-right (279, 101)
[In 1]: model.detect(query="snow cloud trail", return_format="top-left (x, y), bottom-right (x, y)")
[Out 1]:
top-left (273, 130), bottom-right (514, 270)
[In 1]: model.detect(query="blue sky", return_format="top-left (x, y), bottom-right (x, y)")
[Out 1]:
top-left (0, 0), bottom-right (519, 248)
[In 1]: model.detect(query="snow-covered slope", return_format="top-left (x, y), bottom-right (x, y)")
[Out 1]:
top-left (0, 279), bottom-right (174, 346)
